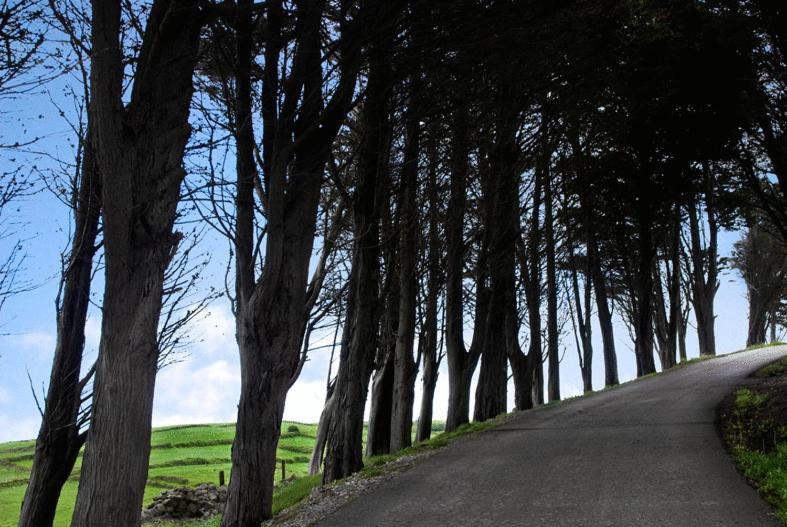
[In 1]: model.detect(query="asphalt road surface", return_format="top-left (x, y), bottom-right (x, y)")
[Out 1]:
top-left (318, 346), bottom-right (787, 526)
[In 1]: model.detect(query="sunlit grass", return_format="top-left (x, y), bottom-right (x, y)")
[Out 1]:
top-left (0, 421), bottom-right (319, 527)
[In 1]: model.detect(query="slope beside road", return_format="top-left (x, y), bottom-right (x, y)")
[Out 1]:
top-left (318, 346), bottom-right (787, 527)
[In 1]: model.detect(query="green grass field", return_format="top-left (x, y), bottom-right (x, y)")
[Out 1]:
top-left (0, 422), bottom-right (319, 527)
top-left (0, 420), bottom-right (455, 526)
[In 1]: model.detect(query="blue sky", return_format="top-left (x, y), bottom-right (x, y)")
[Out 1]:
top-left (0, 63), bottom-right (760, 444)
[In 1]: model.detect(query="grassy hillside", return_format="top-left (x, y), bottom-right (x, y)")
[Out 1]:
top-left (0, 421), bottom-right (318, 527)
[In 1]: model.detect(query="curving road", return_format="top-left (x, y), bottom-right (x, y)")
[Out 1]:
top-left (317, 346), bottom-right (787, 526)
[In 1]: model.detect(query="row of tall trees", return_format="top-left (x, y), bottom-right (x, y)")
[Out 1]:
top-left (5, 0), bottom-right (786, 526)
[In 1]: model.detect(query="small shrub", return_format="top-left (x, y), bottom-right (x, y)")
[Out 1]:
top-left (287, 425), bottom-right (300, 434)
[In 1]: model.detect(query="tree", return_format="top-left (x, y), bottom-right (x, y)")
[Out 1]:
top-left (390, 78), bottom-right (422, 452)
top-left (322, 2), bottom-right (403, 482)
top-left (222, 0), bottom-right (368, 522)
top-left (71, 1), bottom-right (204, 524)
top-left (415, 127), bottom-right (443, 443)
top-left (686, 168), bottom-right (720, 357)
top-left (732, 223), bottom-right (787, 346)
top-left (443, 99), bottom-right (480, 431)
top-left (18, 6), bottom-right (97, 521)
top-left (544, 149), bottom-right (560, 402)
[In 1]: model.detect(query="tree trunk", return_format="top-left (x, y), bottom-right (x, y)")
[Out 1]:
top-left (507, 279), bottom-right (532, 410)
top-left (223, 0), bottom-right (364, 520)
top-left (510, 232), bottom-right (534, 411)
top-left (72, 2), bottom-right (202, 524)
top-left (473, 230), bottom-right (499, 422)
top-left (653, 261), bottom-right (671, 369)
top-left (20, 137), bottom-right (100, 527)
top-left (770, 305), bottom-right (778, 343)
top-left (367, 348), bottom-right (394, 456)
top-left (444, 105), bottom-right (478, 432)
top-left (390, 85), bottom-right (421, 452)
top-left (569, 248), bottom-right (593, 394)
top-left (581, 272), bottom-right (593, 394)
top-left (416, 333), bottom-right (439, 442)
top-left (366, 135), bottom-right (399, 457)
top-left (473, 306), bottom-right (507, 421)
top-left (516, 152), bottom-right (544, 408)
top-left (634, 204), bottom-right (657, 376)
top-left (416, 132), bottom-right (441, 443)
top-left (687, 168), bottom-right (718, 357)
top-left (678, 305), bottom-right (688, 362)
top-left (471, 228), bottom-right (497, 422)
top-left (666, 210), bottom-right (681, 367)
top-left (470, 140), bottom-right (494, 421)
top-left (309, 386), bottom-right (335, 476)
top-left (587, 219), bottom-right (618, 387)
top-left (322, 28), bottom-right (395, 481)
top-left (544, 167), bottom-right (560, 402)
top-left (747, 289), bottom-right (769, 346)
top-left (473, 105), bottom-right (519, 422)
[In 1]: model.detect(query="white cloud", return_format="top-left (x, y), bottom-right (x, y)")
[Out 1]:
top-left (283, 380), bottom-right (329, 423)
top-left (15, 331), bottom-right (56, 360)
top-left (150, 305), bottom-right (242, 427)
top-left (153, 359), bottom-right (241, 426)
top-left (0, 410), bottom-right (38, 442)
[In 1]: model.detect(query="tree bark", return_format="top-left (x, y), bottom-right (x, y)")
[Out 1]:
top-left (20, 136), bottom-right (100, 527)
top-left (522, 143), bottom-right (545, 406)
top-left (587, 233), bottom-right (618, 386)
top-left (687, 168), bottom-right (718, 357)
top-left (72, 2), bottom-right (202, 524)
top-left (770, 305), bottom-right (778, 343)
top-left (473, 102), bottom-right (519, 422)
top-left (390, 80), bottom-right (421, 452)
top-left (322, 20), bottom-right (398, 480)
top-left (416, 134), bottom-right (441, 443)
top-left (677, 300), bottom-right (689, 363)
top-left (367, 348), bottom-right (394, 456)
top-left (416, 325), bottom-right (439, 442)
top-left (666, 209), bottom-right (681, 367)
top-left (748, 290), bottom-right (769, 346)
top-left (544, 167), bottom-right (560, 402)
top-left (653, 260), bottom-right (671, 369)
top-left (470, 139), bottom-right (495, 421)
top-left (308, 385), bottom-right (335, 476)
top-left (444, 104), bottom-right (479, 432)
top-left (634, 203), bottom-right (657, 376)
top-left (569, 247), bottom-right (593, 394)
top-left (223, 0), bottom-right (365, 521)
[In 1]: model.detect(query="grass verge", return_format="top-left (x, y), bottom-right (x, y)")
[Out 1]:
top-left (720, 358), bottom-right (787, 524)
top-left (360, 415), bottom-right (510, 478)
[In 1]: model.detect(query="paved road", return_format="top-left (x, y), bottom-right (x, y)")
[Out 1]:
top-left (318, 346), bottom-right (787, 526)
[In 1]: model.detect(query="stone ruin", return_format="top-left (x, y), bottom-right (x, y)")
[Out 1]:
top-left (141, 483), bottom-right (227, 523)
